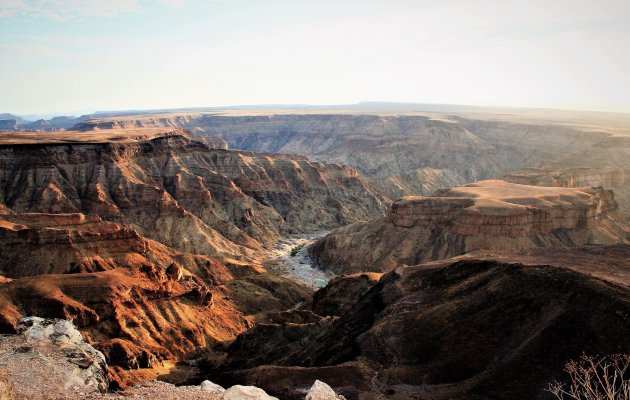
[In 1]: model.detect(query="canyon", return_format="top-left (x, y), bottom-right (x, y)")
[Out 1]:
top-left (0, 108), bottom-right (628, 399)
top-left (0, 127), bottom-right (382, 389)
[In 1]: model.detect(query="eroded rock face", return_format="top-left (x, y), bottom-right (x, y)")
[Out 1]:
top-left (0, 211), bottom-right (311, 389)
top-left (216, 255), bottom-right (630, 400)
top-left (0, 264), bottom-right (310, 389)
top-left (0, 132), bottom-right (384, 267)
top-left (0, 130), bottom-right (385, 388)
top-left (309, 180), bottom-right (629, 274)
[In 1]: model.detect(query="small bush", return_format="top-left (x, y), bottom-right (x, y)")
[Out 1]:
top-left (548, 354), bottom-right (630, 400)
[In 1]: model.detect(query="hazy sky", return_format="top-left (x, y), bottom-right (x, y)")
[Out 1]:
top-left (1, 0), bottom-right (629, 115)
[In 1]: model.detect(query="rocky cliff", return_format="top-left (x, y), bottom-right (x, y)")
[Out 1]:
top-left (73, 113), bottom-right (621, 200)
top-left (0, 130), bottom-right (384, 267)
top-left (215, 252), bottom-right (630, 400)
top-left (309, 180), bottom-right (629, 274)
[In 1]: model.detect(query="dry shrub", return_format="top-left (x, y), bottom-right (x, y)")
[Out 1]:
top-left (548, 354), bottom-right (630, 400)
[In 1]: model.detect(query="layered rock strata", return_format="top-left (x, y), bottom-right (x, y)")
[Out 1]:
top-left (0, 131), bottom-right (384, 268)
top-left (309, 180), bottom-right (629, 274)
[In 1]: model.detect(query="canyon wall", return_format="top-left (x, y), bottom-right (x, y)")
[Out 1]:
top-left (0, 131), bottom-right (384, 267)
top-left (71, 113), bottom-right (625, 202)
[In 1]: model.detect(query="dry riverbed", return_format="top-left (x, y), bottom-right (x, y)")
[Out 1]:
top-left (263, 231), bottom-right (334, 289)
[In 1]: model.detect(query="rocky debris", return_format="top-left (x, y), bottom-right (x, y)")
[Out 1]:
top-left (216, 254), bottom-right (630, 400)
top-left (200, 380), bottom-right (226, 396)
top-left (309, 180), bottom-right (630, 274)
top-left (93, 380), bottom-right (223, 400)
top-left (0, 317), bottom-right (108, 399)
top-left (305, 380), bottom-right (345, 400)
top-left (100, 379), bottom-right (341, 400)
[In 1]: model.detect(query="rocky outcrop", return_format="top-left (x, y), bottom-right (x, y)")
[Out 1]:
top-left (0, 317), bottom-right (107, 399)
top-left (215, 254), bottom-right (630, 400)
top-left (309, 180), bottom-right (629, 274)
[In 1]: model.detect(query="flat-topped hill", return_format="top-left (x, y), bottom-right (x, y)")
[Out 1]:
top-left (309, 180), bottom-right (629, 274)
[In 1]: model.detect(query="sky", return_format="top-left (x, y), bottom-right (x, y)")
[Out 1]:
top-left (1, 0), bottom-right (630, 115)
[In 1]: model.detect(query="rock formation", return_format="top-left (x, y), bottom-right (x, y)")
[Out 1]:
top-left (0, 129), bottom-right (384, 268)
top-left (309, 180), bottom-right (629, 274)
top-left (215, 252), bottom-right (630, 400)
top-left (0, 317), bottom-right (107, 399)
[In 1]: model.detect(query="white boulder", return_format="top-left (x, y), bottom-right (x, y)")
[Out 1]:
top-left (222, 385), bottom-right (279, 400)
top-left (305, 380), bottom-right (345, 400)
top-left (201, 380), bottom-right (225, 397)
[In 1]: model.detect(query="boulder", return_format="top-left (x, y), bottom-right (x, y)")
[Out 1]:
top-left (305, 380), bottom-right (345, 400)
top-left (223, 385), bottom-right (278, 400)
top-left (200, 380), bottom-right (225, 397)
top-left (15, 317), bottom-right (108, 393)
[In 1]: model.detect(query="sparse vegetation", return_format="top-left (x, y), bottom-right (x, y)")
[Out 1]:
top-left (548, 354), bottom-right (630, 400)
top-left (290, 244), bottom-right (304, 257)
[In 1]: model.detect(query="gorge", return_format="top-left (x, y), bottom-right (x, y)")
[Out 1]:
top-left (0, 109), bottom-right (628, 400)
